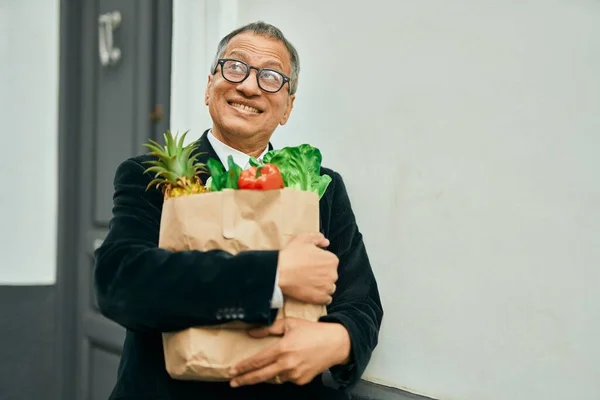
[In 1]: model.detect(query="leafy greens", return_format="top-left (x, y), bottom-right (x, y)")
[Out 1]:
top-left (251, 144), bottom-right (332, 199)
top-left (206, 155), bottom-right (243, 191)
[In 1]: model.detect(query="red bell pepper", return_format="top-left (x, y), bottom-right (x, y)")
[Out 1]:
top-left (238, 163), bottom-right (284, 190)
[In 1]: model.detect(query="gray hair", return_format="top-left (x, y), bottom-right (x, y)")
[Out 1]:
top-left (210, 21), bottom-right (300, 95)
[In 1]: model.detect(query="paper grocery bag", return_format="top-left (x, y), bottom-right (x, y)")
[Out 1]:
top-left (158, 188), bottom-right (327, 381)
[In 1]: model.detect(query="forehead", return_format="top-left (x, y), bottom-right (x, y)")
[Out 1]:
top-left (224, 32), bottom-right (291, 74)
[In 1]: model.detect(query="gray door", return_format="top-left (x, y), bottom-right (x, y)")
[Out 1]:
top-left (60, 1), bottom-right (172, 399)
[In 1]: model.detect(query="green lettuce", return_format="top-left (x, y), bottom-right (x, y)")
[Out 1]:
top-left (206, 155), bottom-right (242, 191)
top-left (254, 144), bottom-right (332, 199)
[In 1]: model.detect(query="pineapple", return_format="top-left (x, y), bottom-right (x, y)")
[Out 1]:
top-left (142, 130), bottom-right (208, 199)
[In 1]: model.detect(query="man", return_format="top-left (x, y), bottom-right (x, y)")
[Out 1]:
top-left (94, 21), bottom-right (383, 400)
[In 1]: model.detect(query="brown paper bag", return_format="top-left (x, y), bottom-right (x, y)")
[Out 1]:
top-left (158, 188), bottom-right (327, 381)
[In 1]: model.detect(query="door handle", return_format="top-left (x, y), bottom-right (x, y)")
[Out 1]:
top-left (98, 11), bottom-right (122, 67)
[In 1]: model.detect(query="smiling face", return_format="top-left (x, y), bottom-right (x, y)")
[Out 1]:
top-left (205, 33), bottom-right (296, 153)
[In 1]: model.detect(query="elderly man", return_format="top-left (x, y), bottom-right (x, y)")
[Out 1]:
top-left (94, 21), bottom-right (383, 400)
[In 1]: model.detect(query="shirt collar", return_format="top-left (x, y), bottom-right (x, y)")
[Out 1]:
top-left (207, 130), bottom-right (269, 171)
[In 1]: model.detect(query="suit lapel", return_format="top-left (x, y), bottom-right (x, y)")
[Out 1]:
top-left (191, 129), bottom-right (274, 184)
top-left (191, 129), bottom-right (219, 185)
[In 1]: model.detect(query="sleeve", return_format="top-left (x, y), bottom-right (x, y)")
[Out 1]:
top-left (270, 270), bottom-right (284, 308)
top-left (318, 172), bottom-right (384, 390)
top-left (93, 158), bottom-right (279, 333)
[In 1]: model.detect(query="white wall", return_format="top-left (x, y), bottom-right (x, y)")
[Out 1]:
top-left (0, 0), bottom-right (59, 285)
top-left (171, 0), bottom-right (238, 143)
top-left (171, 1), bottom-right (600, 399)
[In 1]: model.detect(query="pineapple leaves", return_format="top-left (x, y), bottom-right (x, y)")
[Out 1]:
top-left (143, 142), bottom-right (167, 156)
top-left (165, 131), bottom-right (178, 155)
top-left (141, 130), bottom-right (207, 197)
top-left (176, 130), bottom-right (189, 152)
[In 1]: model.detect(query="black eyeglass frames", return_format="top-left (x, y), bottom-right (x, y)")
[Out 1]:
top-left (213, 58), bottom-right (291, 94)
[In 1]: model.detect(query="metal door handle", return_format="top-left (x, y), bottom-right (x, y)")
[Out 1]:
top-left (98, 11), bottom-right (122, 67)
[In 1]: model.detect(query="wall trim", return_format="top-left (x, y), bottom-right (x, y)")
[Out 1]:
top-left (322, 372), bottom-right (437, 400)
top-left (0, 286), bottom-right (57, 400)
top-left (55, 0), bottom-right (83, 399)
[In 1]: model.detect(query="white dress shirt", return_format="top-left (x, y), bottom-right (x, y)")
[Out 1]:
top-left (207, 130), bottom-right (284, 309)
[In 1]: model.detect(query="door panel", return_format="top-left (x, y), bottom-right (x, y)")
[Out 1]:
top-left (90, 346), bottom-right (122, 400)
top-left (73, 1), bottom-right (172, 399)
top-left (94, 0), bottom-right (155, 225)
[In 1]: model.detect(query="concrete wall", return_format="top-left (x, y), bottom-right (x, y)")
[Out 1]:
top-left (0, 0), bottom-right (59, 285)
top-left (0, 1), bottom-right (60, 399)
top-left (170, 1), bottom-right (600, 399)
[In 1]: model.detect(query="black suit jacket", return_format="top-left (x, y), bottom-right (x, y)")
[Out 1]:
top-left (94, 130), bottom-right (383, 400)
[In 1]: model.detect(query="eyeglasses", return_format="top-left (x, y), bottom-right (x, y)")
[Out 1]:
top-left (213, 58), bottom-right (291, 94)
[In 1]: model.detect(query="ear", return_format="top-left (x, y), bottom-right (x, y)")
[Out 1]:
top-left (205, 74), bottom-right (213, 106)
top-left (279, 94), bottom-right (296, 126)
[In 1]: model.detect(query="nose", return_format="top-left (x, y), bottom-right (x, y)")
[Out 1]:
top-left (235, 68), bottom-right (262, 96)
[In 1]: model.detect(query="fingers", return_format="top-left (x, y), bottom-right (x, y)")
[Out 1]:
top-left (307, 284), bottom-right (336, 306)
top-left (246, 326), bottom-right (271, 339)
top-left (314, 236), bottom-right (330, 248)
top-left (247, 318), bottom-right (286, 338)
top-left (318, 283), bottom-right (336, 305)
top-left (229, 343), bottom-right (279, 378)
top-left (329, 283), bottom-right (336, 295)
top-left (230, 362), bottom-right (284, 388)
top-left (291, 232), bottom-right (330, 248)
top-left (321, 283), bottom-right (336, 305)
top-left (313, 293), bottom-right (333, 306)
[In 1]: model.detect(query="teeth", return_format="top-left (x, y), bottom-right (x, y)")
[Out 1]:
top-left (231, 102), bottom-right (260, 113)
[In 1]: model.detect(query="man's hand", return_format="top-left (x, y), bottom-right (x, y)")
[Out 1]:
top-left (278, 233), bottom-right (339, 305)
top-left (229, 318), bottom-right (351, 387)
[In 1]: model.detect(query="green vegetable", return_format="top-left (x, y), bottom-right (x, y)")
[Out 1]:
top-left (259, 144), bottom-right (332, 199)
top-left (206, 155), bottom-right (243, 191)
top-left (225, 155), bottom-right (243, 189)
top-left (206, 158), bottom-right (225, 191)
